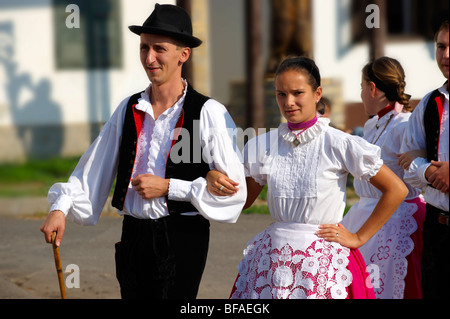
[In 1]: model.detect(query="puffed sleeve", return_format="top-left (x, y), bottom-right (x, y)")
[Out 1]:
top-left (338, 134), bottom-right (383, 181)
top-left (167, 99), bottom-right (246, 223)
top-left (47, 99), bottom-right (127, 226)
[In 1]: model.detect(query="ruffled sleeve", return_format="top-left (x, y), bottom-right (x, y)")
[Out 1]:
top-left (338, 134), bottom-right (383, 181)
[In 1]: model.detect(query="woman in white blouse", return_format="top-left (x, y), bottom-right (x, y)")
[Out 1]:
top-left (208, 56), bottom-right (408, 299)
top-left (342, 57), bottom-right (426, 299)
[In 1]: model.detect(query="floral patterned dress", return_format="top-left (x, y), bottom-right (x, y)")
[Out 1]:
top-left (342, 104), bottom-right (426, 299)
top-left (231, 118), bottom-right (382, 299)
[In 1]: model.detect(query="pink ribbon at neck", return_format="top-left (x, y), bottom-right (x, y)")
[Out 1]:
top-left (287, 116), bottom-right (318, 131)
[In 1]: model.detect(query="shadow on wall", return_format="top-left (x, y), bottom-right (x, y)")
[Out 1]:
top-left (0, 20), bottom-right (64, 160)
top-left (1, 0), bottom-right (120, 161)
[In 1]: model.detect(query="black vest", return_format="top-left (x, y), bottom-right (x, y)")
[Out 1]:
top-left (111, 85), bottom-right (211, 215)
top-left (424, 87), bottom-right (445, 162)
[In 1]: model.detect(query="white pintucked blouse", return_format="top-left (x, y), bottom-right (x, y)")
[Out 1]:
top-left (243, 118), bottom-right (383, 225)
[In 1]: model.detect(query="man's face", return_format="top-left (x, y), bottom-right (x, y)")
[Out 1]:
top-left (436, 29), bottom-right (449, 80)
top-left (139, 33), bottom-right (190, 86)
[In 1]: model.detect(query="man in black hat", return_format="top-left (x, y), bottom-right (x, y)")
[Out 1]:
top-left (40, 3), bottom-right (246, 299)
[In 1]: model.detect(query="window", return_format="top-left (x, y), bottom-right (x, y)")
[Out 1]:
top-left (53, 0), bottom-right (122, 69)
top-left (352, 0), bottom-right (449, 43)
top-left (386, 0), bottom-right (448, 39)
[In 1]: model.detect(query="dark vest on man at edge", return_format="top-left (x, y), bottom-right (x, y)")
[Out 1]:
top-left (111, 84), bottom-right (211, 215)
top-left (424, 85), bottom-right (446, 162)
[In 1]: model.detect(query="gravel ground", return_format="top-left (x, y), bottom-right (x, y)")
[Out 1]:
top-left (0, 212), bottom-right (273, 299)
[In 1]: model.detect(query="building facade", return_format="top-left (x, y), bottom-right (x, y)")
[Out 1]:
top-left (0, 0), bottom-right (447, 162)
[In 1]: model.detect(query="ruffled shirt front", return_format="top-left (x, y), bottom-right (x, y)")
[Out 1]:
top-left (244, 118), bottom-right (383, 225)
top-left (48, 82), bottom-right (246, 225)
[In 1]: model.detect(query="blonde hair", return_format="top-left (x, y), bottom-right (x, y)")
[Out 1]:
top-left (362, 57), bottom-right (412, 112)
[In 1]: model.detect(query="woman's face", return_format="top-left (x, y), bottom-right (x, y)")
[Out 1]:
top-left (360, 75), bottom-right (377, 116)
top-left (275, 70), bottom-right (322, 124)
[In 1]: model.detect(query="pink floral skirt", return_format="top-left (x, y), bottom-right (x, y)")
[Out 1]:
top-left (346, 249), bottom-right (376, 299)
top-left (229, 222), bottom-right (375, 299)
top-left (403, 197), bottom-right (426, 299)
top-left (343, 196), bottom-right (426, 299)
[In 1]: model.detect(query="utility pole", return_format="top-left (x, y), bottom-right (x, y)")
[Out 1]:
top-left (245, 0), bottom-right (264, 131)
top-left (368, 0), bottom-right (386, 61)
top-left (177, 0), bottom-right (194, 85)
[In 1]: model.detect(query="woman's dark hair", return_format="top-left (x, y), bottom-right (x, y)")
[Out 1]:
top-left (362, 56), bottom-right (412, 111)
top-left (275, 56), bottom-right (321, 91)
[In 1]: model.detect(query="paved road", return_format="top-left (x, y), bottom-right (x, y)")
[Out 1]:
top-left (0, 212), bottom-right (274, 299)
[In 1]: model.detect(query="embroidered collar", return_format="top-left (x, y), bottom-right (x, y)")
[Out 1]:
top-left (280, 117), bottom-right (329, 146)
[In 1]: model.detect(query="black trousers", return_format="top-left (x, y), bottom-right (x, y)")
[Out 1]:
top-left (115, 214), bottom-right (210, 299)
top-left (421, 204), bottom-right (450, 299)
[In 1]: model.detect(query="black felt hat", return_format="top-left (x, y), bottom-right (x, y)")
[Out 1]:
top-left (129, 3), bottom-right (202, 48)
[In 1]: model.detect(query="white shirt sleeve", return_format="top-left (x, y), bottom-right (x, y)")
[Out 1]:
top-left (400, 95), bottom-right (431, 189)
top-left (47, 99), bottom-right (127, 226)
top-left (339, 134), bottom-right (383, 181)
top-left (242, 130), bottom-right (277, 186)
top-left (167, 99), bottom-right (246, 223)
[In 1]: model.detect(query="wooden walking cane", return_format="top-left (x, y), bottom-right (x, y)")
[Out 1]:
top-left (51, 232), bottom-right (67, 299)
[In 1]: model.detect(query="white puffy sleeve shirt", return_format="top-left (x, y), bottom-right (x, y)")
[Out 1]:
top-left (243, 118), bottom-right (383, 225)
top-left (400, 84), bottom-right (449, 211)
top-left (354, 105), bottom-right (421, 200)
top-left (48, 84), bottom-right (246, 225)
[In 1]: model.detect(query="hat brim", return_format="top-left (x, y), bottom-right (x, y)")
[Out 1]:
top-left (129, 25), bottom-right (202, 48)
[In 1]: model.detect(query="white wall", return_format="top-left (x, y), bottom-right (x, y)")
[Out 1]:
top-left (312, 0), bottom-right (445, 104)
top-left (0, 0), bottom-right (178, 161)
top-left (0, 4), bottom-right (57, 126)
top-left (1, 0), bottom-right (446, 161)
top-left (0, 0), bottom-right (175, 128)
top-left (1, 0), bottom-right (445, 127)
